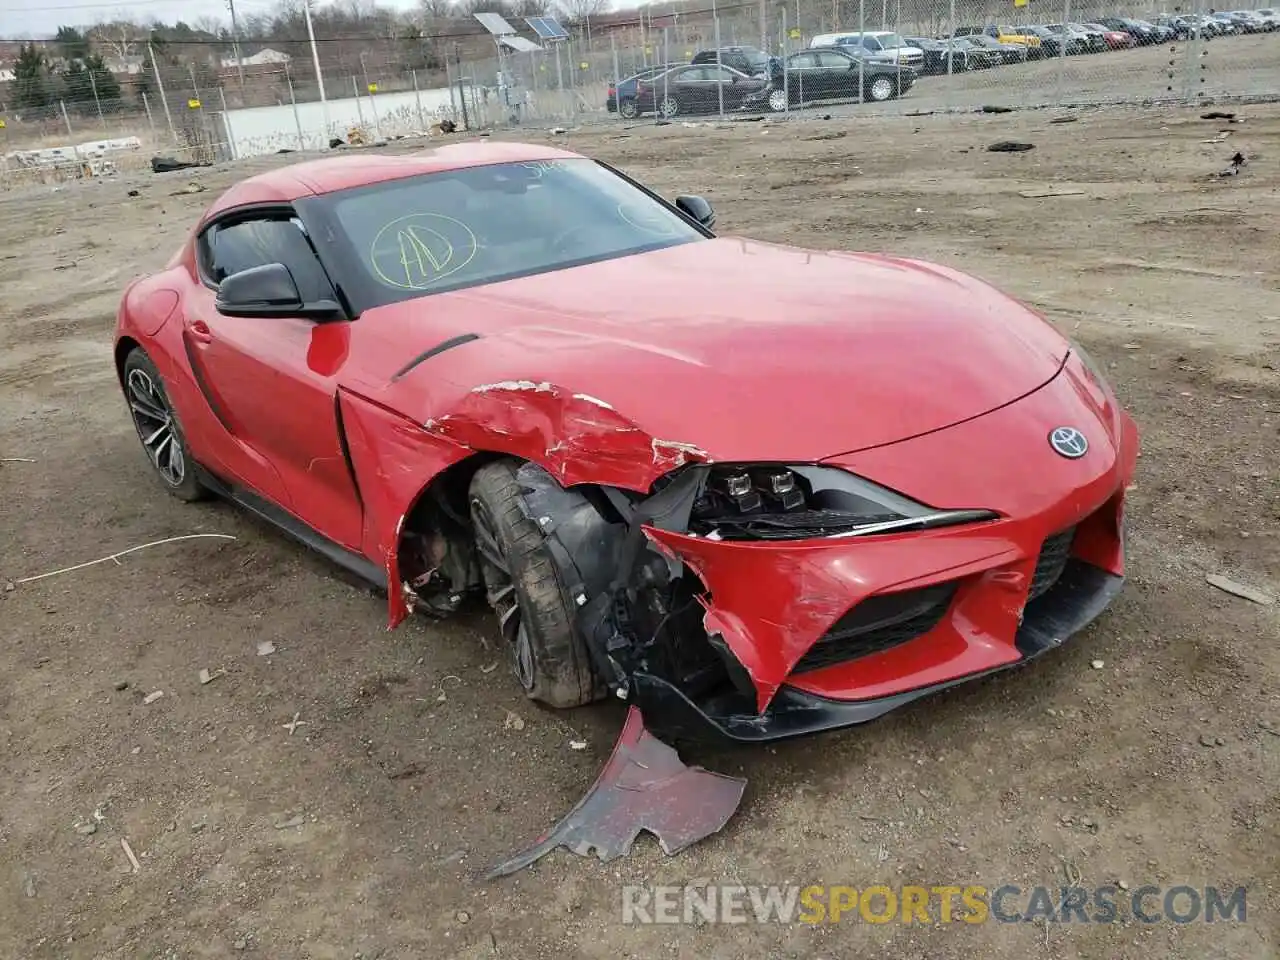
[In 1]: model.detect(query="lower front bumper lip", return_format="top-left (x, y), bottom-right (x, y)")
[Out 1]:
top-left (632, 559), bottom-right (1124, 744)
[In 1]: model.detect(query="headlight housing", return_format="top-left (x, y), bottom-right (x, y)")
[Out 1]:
top-left (687, 464), bottom-right (997, 541)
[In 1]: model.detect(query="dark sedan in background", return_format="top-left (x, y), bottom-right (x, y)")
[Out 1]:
top-left (746, 47), bottom-right (915, 111)
top-left (631, 63), bottom-right (769, 117)
top-left (607, 63), bottom-right (686, 118)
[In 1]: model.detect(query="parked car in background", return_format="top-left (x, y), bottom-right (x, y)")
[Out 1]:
top-left (748, 46), bottom-right (915, 111)
top-left (632, 63), bottom-right (769, 118)
top-left (810, 31), bottom-right (926, 69)
top-left (1152, 16), bottom-right (1195, 39)
top-left (691, 46), bottom-right (780, 77)
top-left (607, 63), bottom-right (687, 118)
top-left (1043, 23), bottom-right (1095, 54)
top-left (1067, 22), bottom-right (1110, 51)
top-left (1253, 9), bottom-right (1280, 28)
top-left (1015, 25), bottom-right (1064, 56)
top-left (1084, 22), bottom-right (1138, 47)
top-left (964, 33), bottom-right (1031, 63)
top-left (1095, 17), bottom-right (1161, 44)
top-left (1227, 9), bottom-right (1275, 30)
top-left (953, 24), bottom-right (1042, 51)
top-left (946, 36), bottom-right (1003, 69)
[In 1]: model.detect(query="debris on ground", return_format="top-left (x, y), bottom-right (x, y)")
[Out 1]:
top-left (274, 814), bottom-right (305, 830)
top-left (0, 457), bottom-right (36, 463)
top-left (1200, 111), bottom-right (1236, 121)
top-left (1218, 152), bottom-right (1248, 177)
top-left (1206, 573), bottom-right (1274, 605)
top-left (198, 668), bottom-right (224, 685)
top-left (1019, 187), bottom-right (1086, 198)
top-left (569, 740), bottom-right (588, 750)
top-left (9, 534), bottom-right (237, 587)
top-left (981, 105), bottom-right (1014, 113)
top-left (486, 707), bottom-right (745, 878)
top-left (1202, 134), bottom-right (1230, 144)
top-left (1050, 115), bottom-right (1079, 124)
top-left (989, 141), bottom-right (1035, 152)
top-left (503, 710), bottom-right (526, 731)
top-left (126, 189), bottom-right (141, 197)
top-left (150, 156), bottom-right (210, 174)
top-left (120, 838), bottom-right (141, 872)
top-left (142, 690), bottom-right (163, 705)
top-left (74, 823), bottom-right (97, 836)
top-left (1091, 659), bottom-right (1105, 670)
top-left (281, 712), bottom-right (308, 735)
top-left (170, 181), bottom-right (206, 196)
top-left (256, 641), bottom-right (276, 656)
top-left (804, 131), bottom-right (847, 141)
top-left (113, 680), bottom-right (129, 691)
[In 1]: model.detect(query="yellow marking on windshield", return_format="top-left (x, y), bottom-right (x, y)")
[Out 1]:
top-left (370, 213), bottom-right (478, 290)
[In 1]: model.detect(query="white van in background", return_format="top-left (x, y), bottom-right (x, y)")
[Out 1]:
top-left (809, 31), bottom-right (925, 68)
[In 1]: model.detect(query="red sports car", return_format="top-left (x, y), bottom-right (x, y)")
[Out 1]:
top-left (114, 141), bottom-right (1138, 743)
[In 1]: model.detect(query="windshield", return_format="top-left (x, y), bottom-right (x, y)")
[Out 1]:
top-left (876, 33), bottom-right (906, 47)
top-left (317, 159), bottom-right (704, 304)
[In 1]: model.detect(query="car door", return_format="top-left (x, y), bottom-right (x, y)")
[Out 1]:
top-left (811, 50), bottom-right (850, 98)
top-left (786, 51), bottom-right (820, 101)
top-left (184, 211), bottom-right (365, 550)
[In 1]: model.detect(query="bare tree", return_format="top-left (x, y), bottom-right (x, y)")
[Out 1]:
top-left (554, 0), bottom-right (610, 20)
top-left (87, 20), bottom-right (140, 59)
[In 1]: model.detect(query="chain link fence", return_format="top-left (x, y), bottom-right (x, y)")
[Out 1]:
top-left (1, 4), bottom-right (1276, 186)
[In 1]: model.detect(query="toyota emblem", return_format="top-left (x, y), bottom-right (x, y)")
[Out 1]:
top-left (1049, 426), bottom-right (1089, 459)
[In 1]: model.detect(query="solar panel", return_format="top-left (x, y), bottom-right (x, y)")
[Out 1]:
top-left (474, 11), bottom-right (517, 35)
top-left (526, 16), bottom-right (570, 40)
top-left (501, 35), bottom-right (543, 52)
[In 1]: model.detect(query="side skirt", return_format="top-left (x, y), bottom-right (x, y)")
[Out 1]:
top-left (194, 464), bottom-right (387, 590)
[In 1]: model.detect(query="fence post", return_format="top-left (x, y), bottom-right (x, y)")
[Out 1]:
top-left (857, 0), bottom-right (865, 100)
top-left (554, 42), bottom-right (566, 121)
top-left (142, 91), bottom-right (156, 142)
top-left (149, 42), bottom-right (178, 146)
top-left (285, 64), bottom-right (305, 149)
top-left (352, 76), bottom-right (365, 129)
top-left (714, 12), bottom-right (724, 118)
top-left (219, 86), bottom-right (238, 161)
top-left (59, 100), bottom-right (73, 137)
top-left (947, 0), bottom-right (955, 75)
top-left (412, 69), bottom-right (426, 130)
top-left (610, 34), bottom-right (620, 120)
top-left (454, 44), bottom-right (470, 130)
top-left (87, 67), bottom-right (106, 132)
top-left (1055, 0), bottom-right (1071, 107)
top-left (781, 7), bottom-right (790, 114)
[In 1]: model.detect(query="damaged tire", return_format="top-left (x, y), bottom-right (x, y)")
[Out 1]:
top-left (469, 459), bottom-right (603, 709)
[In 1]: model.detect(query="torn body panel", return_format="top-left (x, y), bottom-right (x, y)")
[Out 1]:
top-left (336, 388), bottom-right (475, 626)
top-left (418, 378), bottom-right (709, 491)
top-left (486, 706), bottom-right (746, 878)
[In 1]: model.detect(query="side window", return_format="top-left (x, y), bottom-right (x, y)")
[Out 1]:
top-left (817, 51), bottom-right (852, 67)
top-left (709, 66), bottom-right (737, 81)
top-left (790, 52), bottom-right (818, 68)
top-left (202, 216), bottom-right (336, 304)
top-left (863, 36), bottom-right (882, 50)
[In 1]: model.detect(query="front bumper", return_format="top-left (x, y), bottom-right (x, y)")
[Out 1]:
top-left (635, 352), bottom-right (1138, 743)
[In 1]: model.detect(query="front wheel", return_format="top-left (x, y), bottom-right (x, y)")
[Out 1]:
top-left (122, 348), bottom-right (206, 502)
top-left (618, 98), bottom-right (638, 119)
top-left (658, 95), bottom-right (680, 118)
top-left (469, 459), bottom-right (603, 710)
top-left (866, 76), bottom-right (896, 102)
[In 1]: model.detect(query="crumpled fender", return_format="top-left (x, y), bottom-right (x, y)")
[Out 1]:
top-left (642, 525), bottom-right (1021, 712)
top-left (421, 379), bottom-right (709, 493)
top-left (337, 389), bottom-right (473, 627)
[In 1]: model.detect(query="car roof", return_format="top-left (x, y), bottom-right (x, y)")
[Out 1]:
top-left (203, 141), bottom-right (583, 220)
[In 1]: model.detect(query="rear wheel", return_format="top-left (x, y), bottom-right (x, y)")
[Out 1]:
top-left (658, 95), bottom-right (680, 118)
top-left (122, 348), bottom-right (206, 502)
top-left (767, 88), bottom-right (789, 112)
top-left (469, 459), bottom-right (602, 709)
top-left (866, 76), bottom-right (896, 102)
top-left (618, 98), bottom-right (638, 119)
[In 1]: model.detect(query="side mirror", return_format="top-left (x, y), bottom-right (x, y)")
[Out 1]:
top-left (215, 262), bottom-right (343, 320)
top-left (675, 194), bottom-right (716, 229)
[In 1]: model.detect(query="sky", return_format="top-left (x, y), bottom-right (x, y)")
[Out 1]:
top-left (0, 0), bottom-right (420, 40)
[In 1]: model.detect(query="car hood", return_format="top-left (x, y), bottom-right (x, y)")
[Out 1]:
top-left (365, 237), bottom-right (1068, 467)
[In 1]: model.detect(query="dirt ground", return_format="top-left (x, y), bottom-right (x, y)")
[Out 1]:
top-left (1, 104), bottom-right (1277, 959)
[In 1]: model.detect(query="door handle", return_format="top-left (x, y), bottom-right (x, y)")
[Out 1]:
top-left (187, 320), bottom-right (214, 345)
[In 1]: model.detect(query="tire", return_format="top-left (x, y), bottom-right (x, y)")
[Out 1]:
top-left (618, 98), bottom-right (638, 119)
top-left (122, 348), bottom-right (207, 502)
top-left (767, 88), bottom-right (789, 112)
top-left (658, 95), bottom-right (680, 118)
top-left (469, 459), bottom-right (602, 710)
top-left (866, 76), bottom-right (896, 102)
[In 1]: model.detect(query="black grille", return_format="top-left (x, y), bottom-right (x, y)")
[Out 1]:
top-left (1030, 526), bottom-right (1077, 601)
top-left (794, 583), bottom-right (957, 674)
